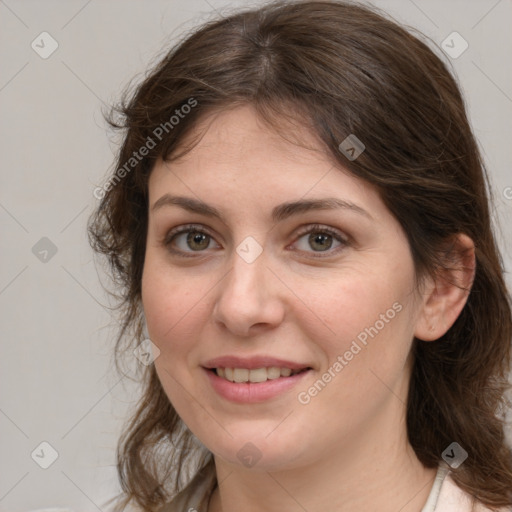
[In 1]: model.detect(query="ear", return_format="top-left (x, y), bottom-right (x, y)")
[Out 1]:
top-left (414, 234), bottom-right (476, 341)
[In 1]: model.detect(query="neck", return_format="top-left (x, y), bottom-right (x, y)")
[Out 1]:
top-left (208, 389), bottom-right (437, 512)
top-left (209, 444), bottom-right (436, 512)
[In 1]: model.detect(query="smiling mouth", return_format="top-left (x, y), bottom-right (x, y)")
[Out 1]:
top-left (210, 367), bottom-right (311, 383)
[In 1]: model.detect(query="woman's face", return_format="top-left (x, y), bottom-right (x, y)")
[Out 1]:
top-left (142, 105), bottom-right (426, 471)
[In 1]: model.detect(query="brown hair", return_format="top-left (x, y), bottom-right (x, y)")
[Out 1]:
top-left (88, 1), bottom-right (512, 510)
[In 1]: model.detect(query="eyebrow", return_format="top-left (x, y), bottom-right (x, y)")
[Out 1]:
top-left (151, 194), bottom-right (373, 223)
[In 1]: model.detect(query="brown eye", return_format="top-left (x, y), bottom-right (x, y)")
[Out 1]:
top-left (185, 231), bottom-right (211, 251)
top-left (164, 225), bottom-right (220, 256)
top-left (308, 232), bottom-right (334, 252)
top-left (293, 224), bottom-right (348, 257)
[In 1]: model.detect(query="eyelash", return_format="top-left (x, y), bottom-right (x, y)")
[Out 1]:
top-left (163, 223), bottom-right (349, 259)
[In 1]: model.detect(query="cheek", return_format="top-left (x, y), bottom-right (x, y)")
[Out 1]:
top-left (307, 265), bottom-right (410, 340)
top-left (141, 259), bottom-right (205, 358)
top-left (141, 264), bottom-right (207, 417)
top-left (304, 263), bottom-right (417, 396)
top-left (295, 282), bottom-right (414, 441)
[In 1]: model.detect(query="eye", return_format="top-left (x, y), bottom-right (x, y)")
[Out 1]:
top-left (163, 223), bottom-right (349, 258)
top-left (292, 224), bottom-right (348, 257)
top-left (163, 224), bottom-right (220, 257)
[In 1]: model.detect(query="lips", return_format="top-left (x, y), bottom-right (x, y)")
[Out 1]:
top-left (202, 367), bottom-right (313, 404)
top-left (202, 355), bottom-right (312, 392)
top-left (203, 361), bottom-right (312, 403)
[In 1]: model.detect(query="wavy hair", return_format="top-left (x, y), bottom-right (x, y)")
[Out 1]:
top-left (88, 1), bottom-right (512, 510)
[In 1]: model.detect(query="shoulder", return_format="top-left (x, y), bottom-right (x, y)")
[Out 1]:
top-left (435, 471), bottom-right (511, 512)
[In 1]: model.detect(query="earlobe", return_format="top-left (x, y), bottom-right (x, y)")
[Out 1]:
top-left (414, 234), bottom-right (476, 342)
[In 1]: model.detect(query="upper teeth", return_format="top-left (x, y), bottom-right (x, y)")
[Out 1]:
top-left (216, 367), bottom-right (301, 383)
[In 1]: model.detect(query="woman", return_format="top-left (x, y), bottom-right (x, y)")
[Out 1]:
top-left (89, 1), bottom-right (512, 511)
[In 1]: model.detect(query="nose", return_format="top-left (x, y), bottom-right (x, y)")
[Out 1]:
top-left (212, 248), bottom-right (286, 337)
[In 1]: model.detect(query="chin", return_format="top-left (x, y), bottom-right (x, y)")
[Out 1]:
top-left (203, 428), bottom-right (310, 472)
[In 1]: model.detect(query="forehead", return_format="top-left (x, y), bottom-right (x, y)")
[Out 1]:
top-left (168, 104), bottom-right (329, 168)
top-left (148, 105), bottom-right (386, 220)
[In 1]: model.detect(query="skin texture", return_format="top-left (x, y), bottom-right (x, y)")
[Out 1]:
top-left (141, 105), bottom-right (475, 512)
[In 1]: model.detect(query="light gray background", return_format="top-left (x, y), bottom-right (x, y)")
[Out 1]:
top-left (1, 0), bottom-right (511, 510)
